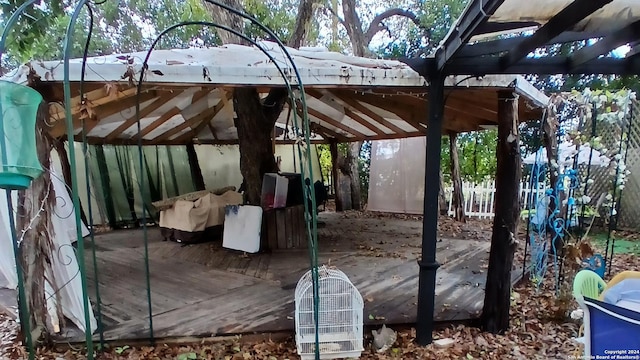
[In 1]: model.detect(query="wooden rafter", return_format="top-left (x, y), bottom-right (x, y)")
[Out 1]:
top-left (104, 92), bottom-right (179, 141)
top-left (321, 90), bottom-right (410, 134)
top-left (152, 95), bottom-right (227, 143)
top-left (500, 0), bottom-right (613, 70)
top-left (336, 90), bottom-right (424, 130)
top-left (308, 122), bottom-right (346, 142)
top-left (134, 88), bottom-right (212, 140)
top-left (444, 96), bottom-right (496, 121)
top-left (296, 107), bottom-right (348, 142)
top-left (303, 90), bottom-right (385, 136)
top-left (304, 105), bottom-right (368, 139)
top-left (569, 20), bottom-right (640, 69)
top-left (136, 106), bottom-right (182, 140)
top-left (172, 115), bottom-right (215, 144)
top-left (51, 86), bottom-right (139, 118)
top-left (49, 90), bottom-right (158, 138)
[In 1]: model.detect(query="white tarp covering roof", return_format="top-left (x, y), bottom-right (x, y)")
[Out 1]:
top-left (5, 41), bottom-right (425, 88)
top-left (2, 43), bottom-right (548, 144)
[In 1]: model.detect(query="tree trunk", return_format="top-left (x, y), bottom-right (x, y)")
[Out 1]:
top-left (17, 103), bottom-right (57, 344)
top-left (330, 142), bottom-right (362, 211)
top-left (202, 0), bottom-right (316, 205)
top-left (481, 91), bottom-right (521, 334)
top-left (438, 169), bottom-right (447, 215)
top-left (233, 88), bottom-right (282, 205)
top-left (186, 143), bottom-right (206, 191)
top-left (449, 132), bottom-right (465, 222)
top-left (347, 141), bottom-right (362, 210)
top-left (53, 139), bottom-right (88, 226)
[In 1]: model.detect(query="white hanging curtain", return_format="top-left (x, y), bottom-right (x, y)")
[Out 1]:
top-left (0, 165), bottom-right (96, 334)
top-left (368, 137), bottom-right (427, 214)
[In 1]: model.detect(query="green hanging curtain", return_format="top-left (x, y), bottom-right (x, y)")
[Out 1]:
top-left (92, 145), bottom-right (117, 228)
top-left (114, 146), bottom-right (139, 226)
top-left (162, 145), bottom-right (180, 198)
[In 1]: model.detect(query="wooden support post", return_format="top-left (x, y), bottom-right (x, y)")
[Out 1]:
top-left (186, 143), bottom-right (206, 191)
top-left (416, 73), bottom-right (444, 346)
top-left (481, 90), bottom-right (521, 334)
top-left (53, 139), bottom-right (89, 226)
top-left (449, 132), bottom-right (466, 222)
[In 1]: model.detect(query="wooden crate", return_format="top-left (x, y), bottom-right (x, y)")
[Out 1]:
top-left (262, 205), bottom-right (308, 250)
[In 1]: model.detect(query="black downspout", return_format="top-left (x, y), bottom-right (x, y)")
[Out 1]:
top-left (416, 72), bottom-right (444, 345)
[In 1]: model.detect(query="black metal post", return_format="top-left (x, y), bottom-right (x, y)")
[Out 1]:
top-left (416, 72), bottom-right (444, 345)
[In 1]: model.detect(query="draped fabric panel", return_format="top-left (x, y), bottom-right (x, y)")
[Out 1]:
top-left (368, 137), bottom-right (427, 214)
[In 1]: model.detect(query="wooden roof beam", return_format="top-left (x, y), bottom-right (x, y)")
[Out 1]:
top-left (302, 90), bottom-right (385, 136)
top-left (152, 95), bottom-right (227, 143)
top-left (324, 90), bottom-right (412, 134)
top-left (135, 89), bottom-right (215, 140)
top-left (104, 91), bottom-right (180, 142)
top-left (309, 123), bottom-right (348, 142)
top-left (444, 97), bottom-right (496, 121)
top-left (334, 90), bottom-right (425, 131)
top-left (298, 108), bottom-right (349, 142)
top-left (51, 86), bottom-right (139, 118)
top-left (569, 20), bottom-right (640, 69)
top-left (49, 90), bottom-right (158, 138)
top-left (435, 0), bottom-right (506, 70)
top-left (500, 0), bottom-right (613, 70)
top-left (296, 99), bottom-right (365, 137)
top-left (172, 115), bottom-right (217, 144)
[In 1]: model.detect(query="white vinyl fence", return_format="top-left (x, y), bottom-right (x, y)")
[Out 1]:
top-left (444, 180), bottom-right (547, 219)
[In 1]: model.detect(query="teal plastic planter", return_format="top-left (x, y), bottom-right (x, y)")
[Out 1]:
top-left (0, 80), bottom-right (43, 190)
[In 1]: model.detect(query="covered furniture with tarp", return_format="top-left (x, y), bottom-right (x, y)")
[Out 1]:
top-left (153, 187), bottom-right (242, 244)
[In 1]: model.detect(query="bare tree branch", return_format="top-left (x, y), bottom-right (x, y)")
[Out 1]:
top-left (324, 3), bottom-right (347, 30)
top-left (364, 8), bottom-right (423, 45)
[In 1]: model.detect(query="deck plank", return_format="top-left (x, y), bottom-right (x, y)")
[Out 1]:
top-left (13, 213), bottom-right (526, 342)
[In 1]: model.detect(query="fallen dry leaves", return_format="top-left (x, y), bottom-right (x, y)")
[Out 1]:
top-left (0, 228), bottom-right (637, 359)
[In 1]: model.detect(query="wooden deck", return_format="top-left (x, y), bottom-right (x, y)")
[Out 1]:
top-left (2, 212), bottom-right (523, 342)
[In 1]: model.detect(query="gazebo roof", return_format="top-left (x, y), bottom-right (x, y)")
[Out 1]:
top-left (424, 0), bottom-right (640, 76)
top-left (2, 42), bottom-right (548, 145)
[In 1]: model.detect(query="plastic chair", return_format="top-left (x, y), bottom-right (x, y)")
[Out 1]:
top-left (573, 269), bottom-right (607, 300)
top-left (573, 269), bottom-right (608, 359)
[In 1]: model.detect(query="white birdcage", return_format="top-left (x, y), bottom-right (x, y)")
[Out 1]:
top-left (294, 265), bottom-right (364, 360)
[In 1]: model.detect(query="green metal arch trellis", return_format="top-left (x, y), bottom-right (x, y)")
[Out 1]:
top-left (2, 0), bottom-right (321, 359)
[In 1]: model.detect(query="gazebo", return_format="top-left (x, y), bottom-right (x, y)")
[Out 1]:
top-left (0, 40), bottom-right (550, 345)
